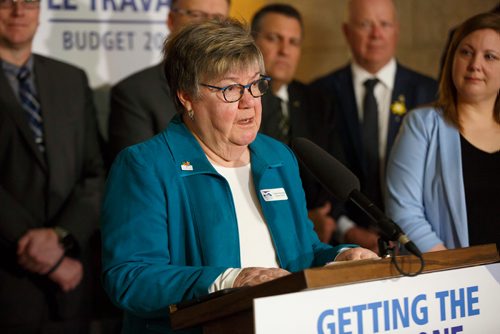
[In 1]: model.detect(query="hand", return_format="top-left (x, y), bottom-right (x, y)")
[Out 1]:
top-left (233, 267), bottom-right (290, 287)
top-left (17, 228), bottom-right (65, 274)
top-left (334, 247), bottom-right (379, 261)
top-left (48, 257), bottom-right (83, 292)
top-left (344, 226), bottom-right (381, 254)
top-left (308, 201), bottom-right (336, 243)
top-left (428, 244), bottom-right (447, 252)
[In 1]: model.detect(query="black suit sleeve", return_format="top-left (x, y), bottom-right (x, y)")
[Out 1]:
top-left (108, 81), bottom-right (157, 164)
top-left (49, 71), bottom-right (105, 251)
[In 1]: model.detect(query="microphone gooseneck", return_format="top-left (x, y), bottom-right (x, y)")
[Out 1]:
top-left (291, 137), bottom-right (422, 259)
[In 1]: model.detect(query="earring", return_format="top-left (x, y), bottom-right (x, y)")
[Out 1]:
top-left (187, 109), bottom-right (194, 120)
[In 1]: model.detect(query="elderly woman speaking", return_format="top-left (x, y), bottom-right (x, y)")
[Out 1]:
top-left (101, 18), bottom-right (377, 333)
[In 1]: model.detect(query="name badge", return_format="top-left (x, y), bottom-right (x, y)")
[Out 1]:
top-left (260, 188), bottom-right (288, 202)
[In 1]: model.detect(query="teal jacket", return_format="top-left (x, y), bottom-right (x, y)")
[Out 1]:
top-left (101, 116), bottom-right (345, 333)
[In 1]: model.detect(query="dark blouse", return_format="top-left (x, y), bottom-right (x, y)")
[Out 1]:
top-left (461, 135), bottom-right (500, 250)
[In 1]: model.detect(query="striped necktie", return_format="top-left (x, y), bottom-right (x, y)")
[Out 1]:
top-left (276, 96), bottom-right (290, 144)
top-left (18, 66), bottom-right (44, 152)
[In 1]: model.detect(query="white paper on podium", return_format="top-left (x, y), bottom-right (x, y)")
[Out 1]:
top-left (254, 263), bottom-right (500, 334)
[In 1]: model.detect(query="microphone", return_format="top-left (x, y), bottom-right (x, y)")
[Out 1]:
top-left (291, 137), bottom-right (422, 258)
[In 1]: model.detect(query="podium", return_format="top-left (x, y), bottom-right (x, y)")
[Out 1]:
top-left (169, 244), bottom-right (499, 334)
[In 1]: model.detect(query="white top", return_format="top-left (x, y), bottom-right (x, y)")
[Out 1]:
top-left (209, 163), bottom-right (279, 292)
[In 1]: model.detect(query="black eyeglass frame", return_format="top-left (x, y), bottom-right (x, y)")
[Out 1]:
top-left (200, 75), bottom-right (271, 103)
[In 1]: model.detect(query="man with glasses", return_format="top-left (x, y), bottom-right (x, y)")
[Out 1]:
top-left (107, 0), bottom-right (230, 165)
top-left (310, 0), bottom-right (437, 251)
top-left (0, 0), bottom-right (105, 332)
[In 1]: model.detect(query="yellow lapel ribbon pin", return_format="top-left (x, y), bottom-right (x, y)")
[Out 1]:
top-left (390, 95), bottom-right (407, 117)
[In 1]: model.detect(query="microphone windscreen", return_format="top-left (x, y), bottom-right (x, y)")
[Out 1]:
top-left (291, 137), bottom-right (360, 201)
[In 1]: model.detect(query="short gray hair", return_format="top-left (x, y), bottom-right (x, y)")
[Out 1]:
top-left (163, 18), bottom-right (265, 113)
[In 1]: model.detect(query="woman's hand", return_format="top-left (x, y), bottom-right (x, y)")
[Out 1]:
top-left (233, 267), bottom-right (291, 287)
top-left (335, 247), bottom-right (380, 261)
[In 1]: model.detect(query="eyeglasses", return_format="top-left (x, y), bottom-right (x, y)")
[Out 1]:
top-left (0, 0), bottom-right (40, 9)
top-left (170, 7), bottom-right (226, 21)
top-left (200, 75), bottom-right (271, 103)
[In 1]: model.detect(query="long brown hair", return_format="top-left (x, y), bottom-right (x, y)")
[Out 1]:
top-left (437, 12), bottom-right (500, 129)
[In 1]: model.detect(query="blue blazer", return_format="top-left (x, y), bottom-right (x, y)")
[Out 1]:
top-left (386, 107), bottom-right (468, 252)
top-left (101, 116), bottom-right (344, 333)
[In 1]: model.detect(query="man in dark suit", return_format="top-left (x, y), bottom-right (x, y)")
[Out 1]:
top-left (0, 1), bottom-right (105, 332)
top-left (311, 0), bottom-right (438, 251)
top-left (251, 4), bottom-right (336, 242)
top-left (107, 0), bottom-right (230, 164)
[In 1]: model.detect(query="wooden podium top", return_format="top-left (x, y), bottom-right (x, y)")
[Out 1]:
top-left (169, 244), bottom-right (499, 331)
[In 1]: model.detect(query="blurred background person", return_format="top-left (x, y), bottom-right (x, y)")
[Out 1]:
top-left (310, 0), bottom-right (438, 252)
top-left (107, 0), bottom-right (230, 165)
top-left (251, 3), bottom-right (335, 243)
top-left (0, 0), bottom-right (105, 332)
top-left (438, 4), bottom-right (500, 80)
top-left (101, 18), bottom-right (378, 334)
top-left (386, 12), bottom-right (500, 253)
top-left (252, 3), bottom-right (309, 144)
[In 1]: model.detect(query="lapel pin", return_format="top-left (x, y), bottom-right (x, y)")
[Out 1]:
top-left (181, 161), bottom-right (193, 171)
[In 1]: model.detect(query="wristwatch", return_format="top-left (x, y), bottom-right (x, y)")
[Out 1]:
top-left (53, 226), bottom-right (74, 251)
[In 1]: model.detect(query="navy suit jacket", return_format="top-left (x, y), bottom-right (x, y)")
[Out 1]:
top-left (259, 80), bottom-right (323, 210)
top-left (259, 80), bottom-right (313, 144)
top-left (310, 62), bottom-right (438, 224)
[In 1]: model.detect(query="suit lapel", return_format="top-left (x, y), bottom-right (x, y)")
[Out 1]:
top-left (338, 67), bottom-right (364, 171)
top-left (387, 64), bottom-right (409, 157)
top-left (34, 55), bottom-right (72, 184)
top-left (287, 81), bottom-right (309, 139)
top-left (0, 62), bottom-right (47, 170)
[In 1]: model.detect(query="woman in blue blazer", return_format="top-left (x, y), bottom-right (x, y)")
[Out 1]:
top-left (386, 12), bottom-right (500, 253)
top-left (101, 19), bottom-right (377, 333)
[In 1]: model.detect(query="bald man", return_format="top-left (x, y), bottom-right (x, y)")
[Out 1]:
top-left (310, 0), bottom-right (438, 252)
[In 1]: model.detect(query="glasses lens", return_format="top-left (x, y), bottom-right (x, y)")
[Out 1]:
top-left (223, 84), bottom-right (244, 102)
top-left (251, 79), bottom-right (270, 97)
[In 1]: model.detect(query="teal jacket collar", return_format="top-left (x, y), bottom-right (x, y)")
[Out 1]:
top-left (164, 115), bottom-right (285, 180)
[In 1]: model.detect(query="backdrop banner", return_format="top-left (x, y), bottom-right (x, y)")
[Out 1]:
top-left (33, 0), bottom-right (170, 88)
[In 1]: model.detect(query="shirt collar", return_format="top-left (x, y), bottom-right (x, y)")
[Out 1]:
top-left (275, 84), bottom-right (289, 103)
top-left (1, 55), bottom-right (35, 76)
top-left (351, 58), bottom-right (397, 90)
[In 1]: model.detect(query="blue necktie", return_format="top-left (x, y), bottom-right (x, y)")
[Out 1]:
top-left (18, 66), bottom-right (44, 152)
top-left (362, 78), bottom-right (382, 207)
